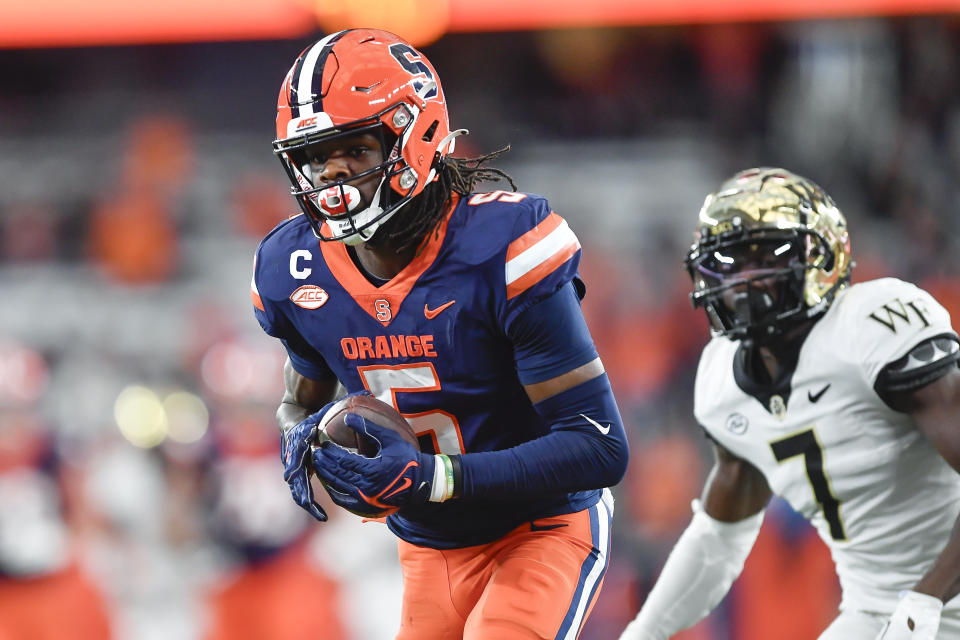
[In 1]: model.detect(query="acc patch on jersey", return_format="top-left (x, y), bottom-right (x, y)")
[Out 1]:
top-left (290, 285), bottom-right (329, 309)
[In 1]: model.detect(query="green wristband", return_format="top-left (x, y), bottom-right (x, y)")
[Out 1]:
top-left (439, 454), bottom-right (455, 501)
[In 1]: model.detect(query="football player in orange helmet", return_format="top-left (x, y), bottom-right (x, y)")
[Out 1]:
top-left (273, 29), bottom-right (503, 249)
top-left (255, 29), bottom-right (629, 640)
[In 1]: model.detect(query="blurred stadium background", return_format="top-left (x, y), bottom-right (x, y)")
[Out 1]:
top-left (1, 2), bottom-right (959, 639)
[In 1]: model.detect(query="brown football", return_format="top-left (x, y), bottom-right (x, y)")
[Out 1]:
top-left (317, 394), bottom-right (419, 457)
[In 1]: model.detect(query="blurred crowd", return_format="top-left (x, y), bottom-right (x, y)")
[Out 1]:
top-left (1, 17), bottom-right (959, 640)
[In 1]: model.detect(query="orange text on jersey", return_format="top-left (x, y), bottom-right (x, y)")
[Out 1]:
top-left (341, 335), bottom-right (437, 360)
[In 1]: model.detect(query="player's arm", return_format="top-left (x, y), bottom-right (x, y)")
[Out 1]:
top-left (273, 359), bottom-right (343, 522)
top-left (702, 440), bottom-right (774, 520)
top-left (874, 334), bottom-right (960, 638)
top-left (619, 441), bottom-right (771, 640)
top-left (453, 282), bottom-right (630, 498)
top-left (277, 358), bottom-right (341, 434)
top-left (523, 357), bottom-right (604, 404)
top-left (906, 366), bottom-right (960, 604)
top-left (250, 244), bottom-right (343, 521)
top-left (267, 332), bottom-right (342, 520)
top-left (873, 335), bottom-right (960, 639)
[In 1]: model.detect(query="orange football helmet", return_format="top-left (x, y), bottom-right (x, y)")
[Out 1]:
top-left (273, 29), bottom-right (460, 244)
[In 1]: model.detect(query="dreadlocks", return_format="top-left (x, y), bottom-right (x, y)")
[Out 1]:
top-left (378, 146), bottom-right (517, 253)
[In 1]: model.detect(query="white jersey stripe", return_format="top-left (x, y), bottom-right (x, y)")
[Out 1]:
top-left (505, 219), bottom-right (579, 285)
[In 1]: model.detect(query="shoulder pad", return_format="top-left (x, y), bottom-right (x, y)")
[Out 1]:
top-left (830, 278), bottom-right (957, 385)
top-left (252, 215), bottom-right (316, 303)
top-left (250, 215), bottom-right (316, 337)
top-left (497, 195), bottom-right (583, 327)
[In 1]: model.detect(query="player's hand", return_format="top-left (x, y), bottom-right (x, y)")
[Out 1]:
top-left (312, 412), bottom-right (433, 517)
top-left (280, 405), bottom-right (333, 522)
top-left (875, 591), bottom-right (943, 640)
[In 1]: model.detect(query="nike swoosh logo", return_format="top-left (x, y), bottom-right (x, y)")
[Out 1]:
top-left (580, 413), bottom-right (610, 435)
top-left (424, 300), bottom-right (456, 319)
top-left (530, 521), bottom-right (569, 532)
top-left (382, 477), bottom-right (412, 501)
top-left (808, 383), bottom-right (831, 403)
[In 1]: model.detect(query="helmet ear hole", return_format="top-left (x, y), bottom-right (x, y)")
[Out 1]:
top-left (810, 235), bottom-right (835, 272)
top-left (822, 247), bottom-right (835, 272)
top-left (422, 120), bottom-right (439, 143)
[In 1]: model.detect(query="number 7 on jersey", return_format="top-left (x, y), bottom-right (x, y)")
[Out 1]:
top-left (770, 427), bottom-right (848, 541)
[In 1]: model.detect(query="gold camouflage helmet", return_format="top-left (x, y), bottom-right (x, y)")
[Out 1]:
top-left (685, 167), bottom-right (852, 339)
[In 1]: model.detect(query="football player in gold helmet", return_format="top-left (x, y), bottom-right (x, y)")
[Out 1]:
top-left (621, 168), bottom-right (960, 640)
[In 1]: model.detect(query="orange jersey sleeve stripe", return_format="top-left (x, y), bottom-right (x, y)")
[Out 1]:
top-left (251, 288), bottom-right (264, 311)
top-left (505, 211), bottom-right (564, 261)
top-left (506, 240), bottom-right (579, 300)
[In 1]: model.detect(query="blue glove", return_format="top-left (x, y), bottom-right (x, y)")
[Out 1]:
top-left (281, 405), bottom-right (334, 522)
top-left (312, 413), bottom-right (434, 517)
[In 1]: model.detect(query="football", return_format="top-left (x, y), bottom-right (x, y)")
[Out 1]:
top-left (316, 393), bottom-right (419, 457)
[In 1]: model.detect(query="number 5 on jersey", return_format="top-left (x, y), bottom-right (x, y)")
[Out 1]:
top-left (358, 363), bottom-right (465, 455)
top-left (770, 427), bottom-right (848, 541)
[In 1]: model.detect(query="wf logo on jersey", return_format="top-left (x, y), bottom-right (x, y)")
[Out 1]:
top-left (868, 297), bottom-right (931, 333)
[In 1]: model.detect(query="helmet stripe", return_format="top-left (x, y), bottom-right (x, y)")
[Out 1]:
top-left (290, 30), bottom-right (347, 120)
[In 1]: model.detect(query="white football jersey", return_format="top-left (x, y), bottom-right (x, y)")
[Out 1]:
top-left (695, 278), bottom-right (960, 617)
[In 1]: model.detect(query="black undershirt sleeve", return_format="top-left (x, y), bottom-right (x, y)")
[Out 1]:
top-left (874, 333), bottom-right (960, 406)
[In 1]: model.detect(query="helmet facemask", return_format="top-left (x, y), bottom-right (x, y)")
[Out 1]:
top-left (686, 229), bottom-right (821, 341)
top-left (275, 110), bottom-right (419, 245)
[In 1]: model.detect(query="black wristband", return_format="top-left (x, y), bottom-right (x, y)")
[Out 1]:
top-left (449, 454), bottom-right (463, 499)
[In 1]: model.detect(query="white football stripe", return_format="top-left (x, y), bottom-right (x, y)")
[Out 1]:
top-left (296, 34), bottom-right (338, 116)
top-left (505, 220), bottom-right (579, 285)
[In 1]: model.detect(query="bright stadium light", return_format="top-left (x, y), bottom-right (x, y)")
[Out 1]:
top-left (163, 391), bottom-right (210, 444)
top-left (114, 385), bottom-right (168, 448)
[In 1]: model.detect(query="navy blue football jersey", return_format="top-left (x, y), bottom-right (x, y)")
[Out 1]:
top-left (252, 191), bottom-right (601, 547)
